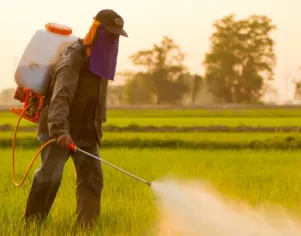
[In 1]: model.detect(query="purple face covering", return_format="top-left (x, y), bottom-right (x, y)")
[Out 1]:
top-left (88, 24), bottom-right (119, 80)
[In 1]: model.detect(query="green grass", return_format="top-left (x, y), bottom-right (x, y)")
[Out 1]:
top-left (2, 115), bottom-right (301, 128)
top-left (4, 108), bottom-right (301, 117)
top-left (105, 108), bottom-right (301, 117)
top-left (2, 108), bottom-right (301, 128)
top-left (2, 131), bottom-right (301, 150)
top-left (2, 107), bottom-right (301, 234)
top-left (1, 148), bottom-right (301, 235)
top-left (2, 130), bottom-right (301, 140)
top-left (105, 117), bottom-right (301, 127)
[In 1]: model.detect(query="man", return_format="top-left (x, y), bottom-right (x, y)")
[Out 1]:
top-left (23, 9), bottom-right (128, 229)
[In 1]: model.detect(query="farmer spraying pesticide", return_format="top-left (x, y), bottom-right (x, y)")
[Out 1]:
top-left (11, 9), bottom-right (129, 229)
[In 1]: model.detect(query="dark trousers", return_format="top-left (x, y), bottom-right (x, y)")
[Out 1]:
top-left (23, 142), bottom-right (103, 228)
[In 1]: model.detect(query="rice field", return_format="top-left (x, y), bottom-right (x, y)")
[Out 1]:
top-left (1, 107), bottom-right (301, 235)
top-left (1, 108), bottom-right (301, 128)
top-left (1, 148), bottom-right (301, 235)
top-left (1, 131), bottom-right (301, 150)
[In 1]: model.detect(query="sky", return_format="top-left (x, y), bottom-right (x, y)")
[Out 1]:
top-left (0, 0), bottom-right (301, 103)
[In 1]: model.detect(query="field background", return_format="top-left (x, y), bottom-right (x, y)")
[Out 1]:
top-left (1, 105), bottom-right (301, 235)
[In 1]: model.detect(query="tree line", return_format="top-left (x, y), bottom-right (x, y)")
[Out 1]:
top-left (2, 14), bottom-right (301, 106)
top-left (120, 14), bottom-right (278, 105)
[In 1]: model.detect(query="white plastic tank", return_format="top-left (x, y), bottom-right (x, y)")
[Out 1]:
top-left (14, 23), bottom-right (79, 96)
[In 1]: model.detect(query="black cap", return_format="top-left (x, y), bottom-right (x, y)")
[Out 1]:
top-left (94, 9), bottom-right (128, 37)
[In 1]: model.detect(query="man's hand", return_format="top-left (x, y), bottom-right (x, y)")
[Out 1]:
top-left (57, 134), bottom-right (74, 149)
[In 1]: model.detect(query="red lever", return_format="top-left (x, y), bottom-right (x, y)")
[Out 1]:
top-left (69, 143), bottom-right (77, 151)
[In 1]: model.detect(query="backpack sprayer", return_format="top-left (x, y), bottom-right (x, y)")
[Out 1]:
top-left (10, 22), bottom-right (151, 188)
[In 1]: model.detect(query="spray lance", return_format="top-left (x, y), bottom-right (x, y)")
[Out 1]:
top-left (69, 144), bottom-right (151, 186)
top-left (11, 103), bottom-right (152, 188)
top-left (10, 22), bottom-right (152, 188)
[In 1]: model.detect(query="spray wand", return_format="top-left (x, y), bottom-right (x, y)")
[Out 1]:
top-left (11, 104), bottom-right (151, 187)
top-left (69, 144), bottom-right (151, 186)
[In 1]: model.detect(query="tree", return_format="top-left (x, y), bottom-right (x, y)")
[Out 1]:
top-left (203, 14), bottom-right (276, 103)
top-left (191, 74), bottom-right (204, 104)
top-left (294, 82), bottom-right (301, 101)
top-left (123, 72), bottom-right (154, 104)
top-left (107, 84), bottom-right (125, 106)
top-left (293, 66), bottom-right (301, 101)
top-left (124, 36), bottom-right (190, 104)
top-left (0, 88), bottom-right (15, 104)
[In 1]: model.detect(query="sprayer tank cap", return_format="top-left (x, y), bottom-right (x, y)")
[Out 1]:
top-left (45, 23), bottom-right (73, 35)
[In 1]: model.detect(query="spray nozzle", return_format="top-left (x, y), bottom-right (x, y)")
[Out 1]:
top-left (69, 143), bottom-right (77, 151)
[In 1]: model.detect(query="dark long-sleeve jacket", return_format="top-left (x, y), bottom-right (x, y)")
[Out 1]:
top-left (37, 39), bottom-right (108, 147)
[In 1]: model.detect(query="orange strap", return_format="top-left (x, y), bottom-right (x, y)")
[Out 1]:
top-left (83, 20), bottom-right (101, 56)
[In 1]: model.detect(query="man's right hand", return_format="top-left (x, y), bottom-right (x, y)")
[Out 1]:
top-left (57, 134), bottom-right (74, 149)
